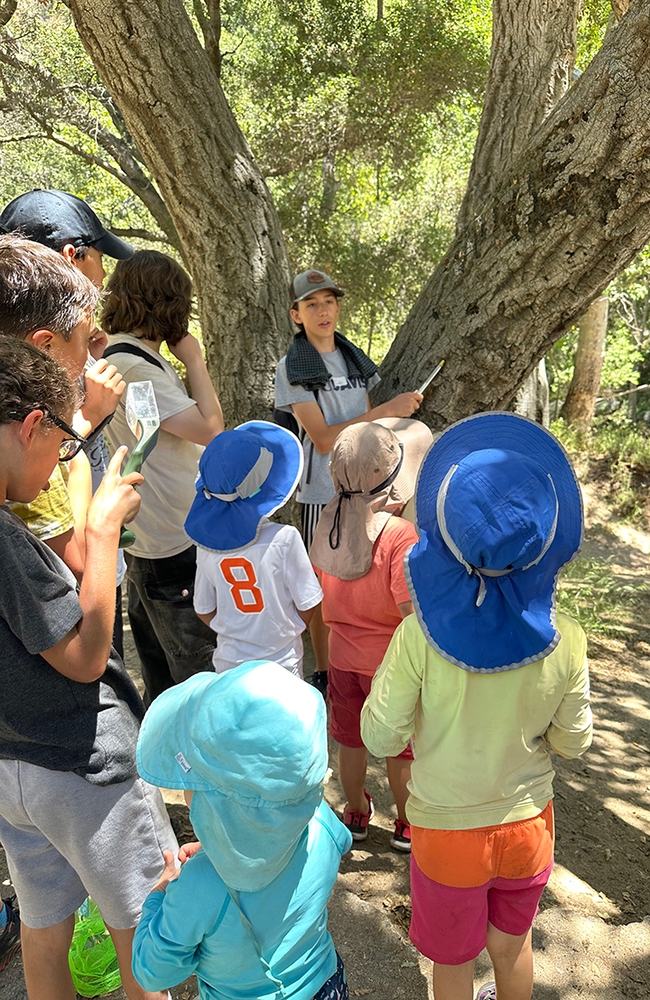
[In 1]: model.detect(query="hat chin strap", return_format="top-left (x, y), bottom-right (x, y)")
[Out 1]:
top-left (436, 466), bottom-right (559, 607)
top-left (203, 448), bottom-right (274, 502)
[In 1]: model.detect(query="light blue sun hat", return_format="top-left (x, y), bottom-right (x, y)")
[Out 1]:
top-left (184, 420), bottom-right (303, 551)
top-left (406, 412), bottom-right (583, 673)
top-left (136, 661), bottom-right (328, 892)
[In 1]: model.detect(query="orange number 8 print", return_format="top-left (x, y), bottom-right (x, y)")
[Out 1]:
top-left (220, 557), bottom-right (265, 613)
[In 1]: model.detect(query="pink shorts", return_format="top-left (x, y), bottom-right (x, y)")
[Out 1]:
top-left (328, 665), bottom-right (413, 759)
top-left (409, 852), bottom-right (553, 965)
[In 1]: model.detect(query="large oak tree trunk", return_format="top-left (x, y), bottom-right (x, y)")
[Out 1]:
top-left (561, 296), bottom-right (609, 431)
top-left (376, 1), bottom-right (650, 430)
top-left (63, 0), bottom-right (293, 426)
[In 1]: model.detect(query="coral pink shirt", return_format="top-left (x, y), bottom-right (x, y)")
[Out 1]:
top-left (319, 517), bottom-right (417, 677)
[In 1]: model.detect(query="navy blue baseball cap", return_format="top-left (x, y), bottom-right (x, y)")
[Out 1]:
top-left (0, 190), bottom-right (134, 259)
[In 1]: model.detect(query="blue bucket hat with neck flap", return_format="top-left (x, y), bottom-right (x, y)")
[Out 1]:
top-left (184, 420), bottom-right (303, 551)
top-left (406, 411), bottom-right (583, 673)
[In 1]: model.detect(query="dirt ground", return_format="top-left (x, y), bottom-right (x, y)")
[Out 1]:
top-left (2, 468), bottom-right (650, 999)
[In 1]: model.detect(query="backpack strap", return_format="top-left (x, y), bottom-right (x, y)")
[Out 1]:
top-left (104, 343), bottom-right (165, 371)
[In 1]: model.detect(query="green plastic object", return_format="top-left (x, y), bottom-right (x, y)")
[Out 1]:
top-left (68, 898), bottom-right (122, 997)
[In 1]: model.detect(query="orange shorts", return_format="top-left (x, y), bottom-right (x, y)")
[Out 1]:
top-left (411, 800), bottom-right (554, 888)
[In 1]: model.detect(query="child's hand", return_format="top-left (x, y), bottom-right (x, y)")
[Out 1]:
top-left (150, 850), bottom-right (181, 895)
top-left (87, 447), bottom-right (144, 533)
top-left (387, 391), bottom-right (423, 417)
top-left (178, 841), bottom-right (203, 864)
top-left (168, 333), bottom-right (205, 368)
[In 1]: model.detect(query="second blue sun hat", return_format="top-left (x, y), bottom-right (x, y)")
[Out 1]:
top-left (406, 412), bottom-right (583, 673)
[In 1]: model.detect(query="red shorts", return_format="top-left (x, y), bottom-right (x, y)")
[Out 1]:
top-left (328, 665), bottom-right (413, 759)
top-left (409, 803), bottom-right (554, 965)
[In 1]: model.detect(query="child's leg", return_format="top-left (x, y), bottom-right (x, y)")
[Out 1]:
top-left (21, 916), bottom-right (76, 1000)
top-left (385, 754), bottom-right (411, 822)
top-left (107, 924), bottom-right (169, 1000)
top-left (431, 959), bottom-right (475, 1000)
top-left (338, 744), bottom-right (368, 813)
top-left (485, 923), bottom-right (533, 1000)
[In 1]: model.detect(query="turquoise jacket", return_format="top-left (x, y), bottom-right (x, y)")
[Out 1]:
top-left (132, 800), bottom-right (351, 1000)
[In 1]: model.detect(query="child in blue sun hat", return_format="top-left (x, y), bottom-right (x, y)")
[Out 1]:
top-left (184, 420), bottom-right (323, 677)
top-left (132, 661), bottom-right (352, 1000)
top-left (361, 412), bottom-right (593, 1000)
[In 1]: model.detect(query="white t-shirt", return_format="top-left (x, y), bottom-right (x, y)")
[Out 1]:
top-left (193, 520), bottom-right (323, 676)
top-left (104, 334), bottom-right (203, 559)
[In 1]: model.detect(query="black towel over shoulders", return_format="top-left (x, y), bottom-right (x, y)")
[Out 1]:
top-left (285, 331), bottom-right (379, 391)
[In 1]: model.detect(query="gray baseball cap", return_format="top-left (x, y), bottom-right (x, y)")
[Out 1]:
top-left (290, 269), bottom-right (344, 305)
top-left (0, 189), bottom-right (134, 259)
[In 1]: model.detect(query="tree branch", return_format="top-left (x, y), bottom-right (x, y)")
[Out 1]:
top-left (192, 0), bottom-right (221, 78)
top-left (0, 28), bottom-right (182, 251)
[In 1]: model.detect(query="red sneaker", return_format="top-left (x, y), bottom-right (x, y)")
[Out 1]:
top-left (390, 819), bottom-right (412, 852)
top-left (342, 791), bottom-right (374, 841)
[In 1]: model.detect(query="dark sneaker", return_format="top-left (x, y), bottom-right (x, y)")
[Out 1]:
top-left (0, 896), bottom-right (21, 973)
top-left (308, 671), bottom-right (328, 698)
top-left (390, 819), bottom-right (412, 853)
top-left (475, 983), bottom-right (496, 1000)
top-left (343, 791), bottom-right (374, 841)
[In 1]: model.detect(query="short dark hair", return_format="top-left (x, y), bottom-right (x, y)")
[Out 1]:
top-left (0, 338), bottom-right (79, 426)
top-left (0, 234), bottom-right (99, 342)
top-left (101, 250), bottom-right (192, 347)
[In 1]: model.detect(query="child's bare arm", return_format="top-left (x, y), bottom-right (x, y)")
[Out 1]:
top-left (292, 390), bottom-right (422, 455)
top-left (196, 610), bottom-right (215, 629)
top-left (398, 600), bottom-right (414, 618)
top-left (297, 604), bottom-right (318, 627)
top-left (40, 448), bottom-right (143, 683)
top-left (44, 527), bottom-right (84, 582)
top-left (163, 334), bottom-right (224, 445)
top-left (66, 450), bottom-right (92, 567)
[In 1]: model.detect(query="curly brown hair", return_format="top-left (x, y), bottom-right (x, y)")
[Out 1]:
top-left (0, 339), bottom-right (79, 426)
top-left (101, 250), bottom-right (192, 346)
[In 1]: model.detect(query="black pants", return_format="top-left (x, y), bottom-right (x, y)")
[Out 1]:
top-left (125, 545), bottom-right (216, 706)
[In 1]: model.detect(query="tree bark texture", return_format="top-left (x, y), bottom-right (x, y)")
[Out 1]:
top-left (455, 0), bottom-right (580, 427)
top-left (456, 0), bottom-right (582, 231)
top-left (63, 0), bottom-right (293, 426)
top-left (560, 296), bottom-right (609, 431)
top-left (376, 2), bottom-right (650, 430)
top-left (514, 359), bottom-right (550, 426)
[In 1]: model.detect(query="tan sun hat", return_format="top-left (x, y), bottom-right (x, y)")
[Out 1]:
top-left (310, 418), bottom-right (434, 580)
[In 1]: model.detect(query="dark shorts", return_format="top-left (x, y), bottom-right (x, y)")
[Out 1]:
top-left (313, 952), bottom-right (348, 1000)
top-left (125, 545), bottom-right (215, 705)
top-left (329, 665), bottom-right (413, 759)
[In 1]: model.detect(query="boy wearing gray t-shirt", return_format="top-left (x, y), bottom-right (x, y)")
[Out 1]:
top-left (274, 268), bottom-right (422, 687)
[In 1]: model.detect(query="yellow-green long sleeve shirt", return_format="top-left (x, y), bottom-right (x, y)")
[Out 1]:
top-left (360, 611), bottom-right (592, 830)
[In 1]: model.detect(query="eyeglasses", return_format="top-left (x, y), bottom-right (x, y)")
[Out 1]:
top-left (45, 412), bottom-right (87, 462)
top-left (9, 409), bottom-right (87, 461)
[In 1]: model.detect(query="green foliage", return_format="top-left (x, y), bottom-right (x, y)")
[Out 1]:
top-left (552, 417), bottom-right (650, 524)
top-left (217, 0), bottom-right (490, 356)
top-left (600, 319), bottom-right (643, 392)
top-left (576, 0), bottom-right (611, 71)
top-left (557, 556), bottom-right (645, 638)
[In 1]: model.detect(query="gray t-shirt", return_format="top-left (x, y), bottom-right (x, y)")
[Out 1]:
top-left (0, 506), bottom-right (144, 785)
top-left (274, 349), bottom-right (381, 504)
